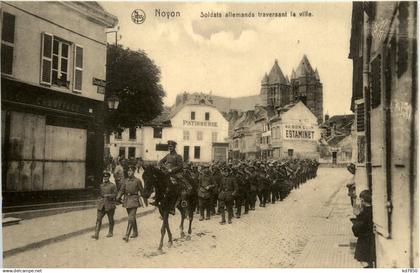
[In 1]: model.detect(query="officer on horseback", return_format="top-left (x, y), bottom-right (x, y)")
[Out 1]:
top-left (158, 140), bottom-right (191, 215)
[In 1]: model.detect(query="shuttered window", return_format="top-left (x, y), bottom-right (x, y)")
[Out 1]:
top-left (356, 102), bottom-right (365, 132)
top-left (74, 45), bottom-right (83, 92)
top-left (40, 32), bottom-right (53, 85)
top-left (1, 12), bottom-right (15, 75)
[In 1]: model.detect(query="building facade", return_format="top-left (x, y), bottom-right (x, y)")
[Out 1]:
top-left (1, 2), bottom-right (117, 203)
top-left (349, 2), bottom-right (417, 267)
top-left (108, 96), bottom-right (229, 163)
top-left (270, 101), bottom-right (320, 159)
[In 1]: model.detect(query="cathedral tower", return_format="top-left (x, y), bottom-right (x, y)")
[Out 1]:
top-left (290, 55), bottom-right (323, 124)
top-left (260, 59), bottom-right (291, 108)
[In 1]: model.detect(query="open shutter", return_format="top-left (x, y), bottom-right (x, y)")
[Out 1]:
top-left (73, 44), bottom-right (83, 92)
top-left (40, 32), bottom-right (53, 85)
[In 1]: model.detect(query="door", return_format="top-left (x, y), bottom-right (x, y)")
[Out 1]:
top-left (6, 112), bottom-right (46, 191)
top-left (332, 152), bottom-right (337, 164)
top-left (183, 146), bottom-right (189, 162)
top-left (43, 125), bottom-right (86, 190)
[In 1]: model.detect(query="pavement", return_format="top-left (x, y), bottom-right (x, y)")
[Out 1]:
top-left (3, 167), bottom-right (361, 268)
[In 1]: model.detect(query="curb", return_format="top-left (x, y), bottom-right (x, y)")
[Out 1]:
top-left (3, 207), bottom-right (157, 258)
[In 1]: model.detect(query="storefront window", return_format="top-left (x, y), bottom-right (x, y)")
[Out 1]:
top-left (197, 131), bottom-right (203, 141)
top-left (183, 130), bottom-right (189, 140)
top-left (194, 146), bottom-right (200, 159)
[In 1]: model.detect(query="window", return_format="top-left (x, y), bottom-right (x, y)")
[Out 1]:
top-left (73, 45), bottom-right (83, 92)
top-left (156, 143), bottom-right (168, 151)
top-left (115, 131), bottom-right (122, 140)
top-left (191, 111), bottom-right (195, 120)
top-left (288, 149), bottom-right (294, 157)
top-left (40, 33), bottom-right (83, 91)
top-left (52, 38), bottom-right (70, 88)
top-left (183, 130), bottom-right (189, 141)
top-left (194, 146), bottom-right (200, 159)
top-left (128, 127), bottom-right (136, 140)
top-left (205, 112), bottom-right (210, 121)
top-left (197, 131), bottom-right (203, 141)
top-left (1, 12), bottom-right (15, 75)
top-left (153, 127), bottom-right (162, 138)
top-left (119, 147), bottom-right (126, 157)
top-left (128, 147), bottom-right (136, 158)
top-left (211, 132), bottom-right (218, 142)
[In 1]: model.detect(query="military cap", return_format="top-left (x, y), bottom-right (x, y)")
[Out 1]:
top-left (103, 171), bottom-right (111, 177)
top-left (167, 140), bottom-right (177, 147)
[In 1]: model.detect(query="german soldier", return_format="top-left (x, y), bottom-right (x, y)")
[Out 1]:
top-left (117, 165), bottom-right (144, 242)
top-left (218, 167), bottom-right (238, 224)
top-left (198, 164), bottom-right (215, 221)
top-left (92, 171), bottom-right (117, 240)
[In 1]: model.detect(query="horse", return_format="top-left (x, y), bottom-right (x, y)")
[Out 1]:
top-left (142, 165), bottom-right (197, 250)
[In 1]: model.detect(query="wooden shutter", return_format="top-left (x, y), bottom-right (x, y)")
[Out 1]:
top-left (40, 32), bottom-right (53, 85)
top-left (371, 55), bottom-right (382, 109)
top-left (73, 44), bottom-right (83, 92)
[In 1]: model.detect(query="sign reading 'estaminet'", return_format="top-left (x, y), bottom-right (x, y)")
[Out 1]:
top-left (283, 124), bottom-right (315, 140)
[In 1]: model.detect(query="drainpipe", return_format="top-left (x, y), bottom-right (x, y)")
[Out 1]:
top-left (363, 8), bottom-right (373, 191)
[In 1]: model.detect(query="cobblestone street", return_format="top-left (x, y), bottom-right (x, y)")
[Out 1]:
top-left (4, 167), bottom-right (360, 268)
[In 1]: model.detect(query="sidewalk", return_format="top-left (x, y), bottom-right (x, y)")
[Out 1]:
top-left (294, 171), bottom-right (361, 268)
top-left (2, 203), bottom-right (156, 258)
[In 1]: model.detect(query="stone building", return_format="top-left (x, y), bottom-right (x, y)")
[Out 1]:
top-left (349, 2), bottom-right (417, 267)
top-left (1, 2), bottom-right (117, 206)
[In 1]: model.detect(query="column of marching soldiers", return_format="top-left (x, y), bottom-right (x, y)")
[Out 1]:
top-left (92, 158), bottom-right (319, 241)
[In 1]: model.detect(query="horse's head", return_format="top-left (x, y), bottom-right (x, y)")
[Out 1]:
top-left (142, 164), bottom-right (168, 199)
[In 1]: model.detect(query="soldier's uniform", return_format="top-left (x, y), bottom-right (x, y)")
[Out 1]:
top-left (211, 166), bottom-right (223, 215)
top-left (218, 168), bottom-right (238, 224)
top-left (117, 166), bottom-right (144, 242)
top-left (92, 171), bottom-right (117, 240)
top-left (198, 165), bottom-right (215, 220)
top-left (247, 166), bottom-right (258, 210)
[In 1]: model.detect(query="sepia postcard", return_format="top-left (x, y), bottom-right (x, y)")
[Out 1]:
top-left (1, 1), bottom-right (418, 270)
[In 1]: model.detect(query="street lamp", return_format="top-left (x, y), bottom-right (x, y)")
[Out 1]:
top-left (106, 94), bottom-right (120, 110)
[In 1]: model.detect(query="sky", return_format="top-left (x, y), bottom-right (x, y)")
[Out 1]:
top-left (101, 2), bottom-right (354, 116)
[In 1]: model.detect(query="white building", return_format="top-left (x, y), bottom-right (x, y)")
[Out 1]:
top-left (270, 101), bottom-right (321, 159)
top-left (107, 95), bottom-right (229, 163)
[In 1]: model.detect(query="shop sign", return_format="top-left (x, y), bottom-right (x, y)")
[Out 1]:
top-left (283, 124), bottom-right (316, 141)
top-left (183, 120), bottom-right (218, 127)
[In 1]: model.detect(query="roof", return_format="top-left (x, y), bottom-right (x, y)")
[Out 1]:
top-left (254, 106), bottom-right (276, 122)
top-left (327, 135), bottom-right (347, 146)
top-left (267, 59), bottom-right (289, 85)
top-left (276, 101), bottom-right (299, 114)
top-left (146, 107), bottom-right (172, 127)
top-left (294, 55), bottom-right (316, 79)
top-left (322, 114), bottom-right (355, 126)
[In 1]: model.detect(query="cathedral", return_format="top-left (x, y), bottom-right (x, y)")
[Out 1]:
top-left (260, 55), bottom-right (324, 124)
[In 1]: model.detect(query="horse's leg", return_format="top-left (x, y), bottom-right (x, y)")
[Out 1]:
top-left (165, 212), bottom-right (173, 247)
top-left (158, 213), bottom-right (166, 250)
top-left (180, 209), bottom-right (186, 238)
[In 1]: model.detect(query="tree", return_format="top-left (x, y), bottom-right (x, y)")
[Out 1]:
top-left (105, 44), bottom-right (165, 133)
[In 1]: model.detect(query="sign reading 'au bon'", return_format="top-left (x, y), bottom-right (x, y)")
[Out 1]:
top-left (283, 124), bottom-right (315, 140)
